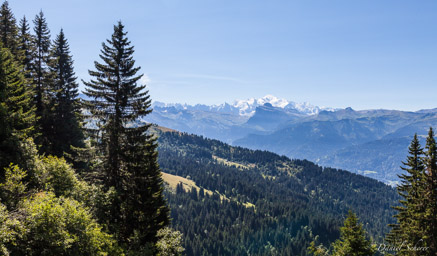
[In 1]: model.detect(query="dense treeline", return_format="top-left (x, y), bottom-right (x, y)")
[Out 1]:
top-left (0, 2), bottom-right (181, 255)
top-left (156, 129), bottom-right (399, 255)
top-left (385, 130), bottom-right (437, 255)
top-left (309, 129), bottom-right (437, 255)
top-left (1, 1), bottom-right (434, 255)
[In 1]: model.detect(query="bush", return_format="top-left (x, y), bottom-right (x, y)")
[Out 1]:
top-left (14, 192), bottom-right (121, 256)
top-left (156, 227), bottom-right (185, 256)
top-left (0, 203), bottom-right (24, 256)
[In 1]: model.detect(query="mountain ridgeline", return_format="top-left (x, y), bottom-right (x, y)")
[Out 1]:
top-left (145, 96), bottom-right (437, 185)
top-left (0, 2), bottom-right (433, 255)
top-left (155, 127), bottom-right (399, 255)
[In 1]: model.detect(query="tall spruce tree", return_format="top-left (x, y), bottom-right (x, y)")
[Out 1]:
top-left (388, 130), bottom-right (437, 255)
top-left (423, 128), bottom-right (437, 254)
top-left (386, 134), bottom-right (426, 255)
top-left (331, 210), bottom-right (375, 256)
top-left (0, 1), bottom-right (19, 58)
top-left (48, 29), bottom-right (83, 158)
top-left (18, 16), bottom-right (34, 79)
top-left (83, 21), bottom-right (169, 250)
top-left (0, 45), bottom-right (35, 177)
top-left (32, 10), bottom-right (53, 153)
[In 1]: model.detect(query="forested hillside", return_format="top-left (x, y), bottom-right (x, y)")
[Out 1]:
top-left (0, 2), bottom-right (182, 255)
top-left (145, 96), bottom-right (437, 185)
top-left (3, 1), bottom-right (437, 255)
top-left (155, 128), bottom-right (399, 255)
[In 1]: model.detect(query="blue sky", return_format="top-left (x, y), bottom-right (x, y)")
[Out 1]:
top-left (10, 0), bottom-right (437, 110)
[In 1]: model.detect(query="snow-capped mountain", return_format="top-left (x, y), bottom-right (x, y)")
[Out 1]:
top-left (153, 95), bottom-right (334, 117)
top-left (233, 95), bottom-right (290, 116)
top-left (131, 94), bottom-right (437, 185)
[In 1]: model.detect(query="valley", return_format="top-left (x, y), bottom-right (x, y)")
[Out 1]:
top-left (155, 127), bottom-right (399, 255)
top-left (146, 95), bottom-right (437, 185)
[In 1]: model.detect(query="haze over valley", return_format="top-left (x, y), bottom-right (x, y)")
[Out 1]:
top-left (4, 1), bottom-right (437, 255)
top-left (143, 95), bottom-right (437, 185)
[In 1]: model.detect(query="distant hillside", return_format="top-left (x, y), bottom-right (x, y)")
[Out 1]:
top-left (155, 128), bottom-right (399, 255)
top-left (139, 94), bottom-right (437, 184)
top-left (234, 109), bottom-right (437, 184)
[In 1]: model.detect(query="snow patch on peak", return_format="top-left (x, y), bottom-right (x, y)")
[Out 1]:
top-left (153, 95), bottom-right (336, 117)
top-left (258, 95), bottom-right (289, 108)
top-left (232, 95), bottom-right (326, 116)
top-left (232, 95), bottom-right (290, 116)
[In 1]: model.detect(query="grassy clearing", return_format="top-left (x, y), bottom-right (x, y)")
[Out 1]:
top-left (161, 172), bottom-right (255, 209)
top-left (212, 155), bottom-right (255, 170)
top-left (161, 172), bottom-right (213, 196)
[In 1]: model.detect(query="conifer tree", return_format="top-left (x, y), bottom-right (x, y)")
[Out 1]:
top-left (423, 127), bottom-right (437, 254)
top-left (0, 1), bottom-right (19, 58)
top-left (83, 21), bottom-right (169, 250)
top-left (48, 29), bottom-right (83, 157)
top-left (18, 16), bottom-right (34, 78)
top-left (386, 134), bottom-right (426, 255)
top-left (32, 10), bottom-right (53, 153)
top-left (331, 210), bottom-right (375, 256)
top-left (388, 129), bottom-right (437, 255)
top-left (0, 45), bottom-right (35, 177)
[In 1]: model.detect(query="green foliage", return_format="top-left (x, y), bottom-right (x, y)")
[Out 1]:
top-left (41, 156), bottom-right (82, 198)
top-left (423, 128), bottom-right (437, 254)
top-left (387, 129), bottom-right (437, 255)
top-left (307, 240), bottom-right (328, 256)
top-left (32, 10), bottom-right (53, 154)
top-left (6, 140), bottom-right (81, 194)
top-left (0, 202), bottom-right (24, 256)
top-left (158, 130), bottom-right (398, 255)
top-left (0, 164), bottom-right (27, 208)
top-left (16, 137), bottom-right (45, 188)
top-left (156, 227), bottom-right (185, 256)
top-left (0, 1), bottom-right (20, 58)
top-left (83, 21), bottom-right (169, 247)
top-left (386, 134), bottom-right (427, 255)
top-left (330, 210), bottom-right (375, 256)
top-left (17, 15), bottom-right (34, 78)
top-left (0, 5), bottom-right (175, 256)
top-left (15, 192), bottom-right (120, 256)
top-left (46, 29), bottom-right (84, 158)
top-left (0, 161), bottom-right (118, 255)
top-left (0, 44), bottom-right (35, 173)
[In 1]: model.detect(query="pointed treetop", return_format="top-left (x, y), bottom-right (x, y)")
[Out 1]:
top-left (0, 0), bottom-right (18, 51)
top-left (425, 127), bottom-right (437, 174)
top-left (331, 210), bottom-right (375, 256)
top-left (33, 10), bottom-right (50, 52)
top-left (19, 15), bottom-right (30, 34)
top-left (51, 28), bottom-right (78, 99)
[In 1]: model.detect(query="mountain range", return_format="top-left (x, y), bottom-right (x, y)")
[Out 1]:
top-left (141, 95), bottom-right (437, 185)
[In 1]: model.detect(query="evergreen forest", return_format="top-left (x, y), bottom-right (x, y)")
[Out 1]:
top-left (0, 2), bottom-right (437, 255)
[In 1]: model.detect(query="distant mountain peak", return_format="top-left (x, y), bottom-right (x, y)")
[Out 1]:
top-left (233, 95), bottom-right (331, 116)
top-left (151, 94), bottom-right (335, 117)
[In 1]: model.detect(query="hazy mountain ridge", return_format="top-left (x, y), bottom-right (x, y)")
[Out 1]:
top-left (234, 108), bottom-right (437, 184)
top-left (81, 93), bottom-right (437, 184)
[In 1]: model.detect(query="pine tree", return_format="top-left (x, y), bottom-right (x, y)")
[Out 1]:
top-left (386, 134), bottom-right (426, 255)
top-left (331, 210), bottom-right (375, 256)
top-left (0, 45), bottom-right (35, 177)
top-left (83, 21), bottom-right (169, 250)
top-left (0, 1), bottom-right (19, 58)
top-left (32, 10), bottom-right (53, 153)
top-left (47, 29), bottom-right (84, 158)
top-left (423, 127), bottom-right (437, 254)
